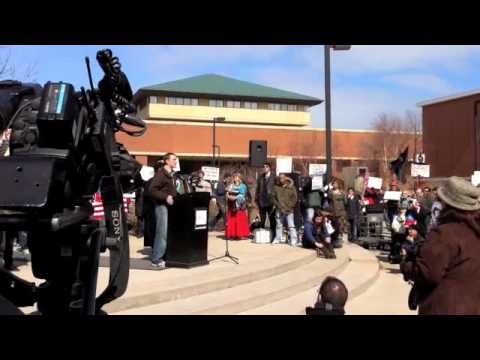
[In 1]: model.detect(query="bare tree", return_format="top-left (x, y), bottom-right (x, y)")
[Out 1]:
top-left (0, 47), bottom-right (15, 79)
top-left (0, 46), bottom-right (38, 82)
top-left (288, 133), bottom-right (322, 176)
top-left (366, 112), bottom-right (417, 182)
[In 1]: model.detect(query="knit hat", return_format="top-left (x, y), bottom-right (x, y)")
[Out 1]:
top-left (437, 176), bottom-right (480, 211)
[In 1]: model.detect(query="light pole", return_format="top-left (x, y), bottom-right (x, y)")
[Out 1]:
top-left (212, 117), bottom-right (225, 167)
top-left (324, 45), bottom-right (351, 182)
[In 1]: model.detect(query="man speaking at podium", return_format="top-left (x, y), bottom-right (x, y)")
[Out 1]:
top-left (149, 153), bottom-right (178, 269)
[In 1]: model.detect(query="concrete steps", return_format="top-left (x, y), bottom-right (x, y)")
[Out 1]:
top-left (112, 248), bottom-right (350, 315)
top-left (104, 243), bottom-right (321, 314)
top-left (239, 243), bottom-right (381, 315)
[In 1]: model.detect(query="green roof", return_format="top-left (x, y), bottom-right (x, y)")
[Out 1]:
top-left (137, 74), bottom-right (322, 104)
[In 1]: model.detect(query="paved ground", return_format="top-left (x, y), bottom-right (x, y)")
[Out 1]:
top-left (346, 249), bottom-right (416, 315)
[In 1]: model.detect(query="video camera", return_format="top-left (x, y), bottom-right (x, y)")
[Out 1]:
top-left (0, 49), bottom-right (146, 315)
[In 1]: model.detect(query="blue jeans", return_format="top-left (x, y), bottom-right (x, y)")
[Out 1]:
top-left (275, 210), bottom-right (298, 245)
top-left (152, 205), bottom-right (168, 263)
top-left (302, 221), bottom-right (316, 247)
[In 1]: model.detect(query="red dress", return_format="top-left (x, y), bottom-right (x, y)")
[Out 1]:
top-left (225, 200), bottom-right (250, 239)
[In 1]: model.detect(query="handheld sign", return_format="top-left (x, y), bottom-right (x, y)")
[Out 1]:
top-left (411, 164), bottom-right (430, 178)
top-left (367, 177), bottom-right (383, 190)
top-left (309, 164), bottom-right (327, 176)
top-left (201, 166), bottom-right (220, 182)
top-left (311, 176), bottom-right (324, 191)
top-left (383, 191), bottom-right (402, 201)
top-left (276, 157), bottom-right (292, 175)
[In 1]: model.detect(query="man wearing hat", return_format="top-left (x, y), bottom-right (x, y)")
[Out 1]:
top-left (401, 177), bottom-right (480, 315)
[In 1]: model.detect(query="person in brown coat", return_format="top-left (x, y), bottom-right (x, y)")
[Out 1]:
top-left (148, 153), bottom-right (178, 268)
top-left (401, 176), bottom-right (480, 315)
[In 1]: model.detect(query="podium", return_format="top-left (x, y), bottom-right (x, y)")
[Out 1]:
top-left (165, 192), bottom-right (210, 268)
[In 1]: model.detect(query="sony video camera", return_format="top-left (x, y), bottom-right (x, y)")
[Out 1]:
top-left (0, 49), bottom-right (146, 315)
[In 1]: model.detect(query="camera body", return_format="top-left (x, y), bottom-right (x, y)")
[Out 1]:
top-left (0, 49), bottom-right (145, 315)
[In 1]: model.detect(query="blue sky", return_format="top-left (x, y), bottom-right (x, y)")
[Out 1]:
top-left (4, 45), bottom-right (480, 130)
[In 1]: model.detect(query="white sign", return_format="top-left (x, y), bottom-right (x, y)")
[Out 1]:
top-left (201, 166), bottom-right (220, 182)
top-left (367, 177), bottom-right (383, 190)
top-left (276, 157), bottom-right (292, 175)
top-left (140, 166), bottom-right (155, 181)
top-left (472, 171), bottom-right (480, 186)
top-left (383, 191), bottom-right (402, 201)
top-left (195, 209), bottom-right (208, 230)
top-left (411, 164), bottom-right (430, 178)
top-left (309, 164), bottom-right (327, 176)
top-left (311, 176), bottom-right (324, 191)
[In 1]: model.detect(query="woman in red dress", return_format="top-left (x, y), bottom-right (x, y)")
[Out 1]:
top-left (225, 173), bottom-right (250, 240)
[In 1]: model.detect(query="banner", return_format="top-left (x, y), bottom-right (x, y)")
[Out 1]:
top-left (383, 191), bottom-right (402, 201)
top-left (276, 157), bottom-right (292, 175)
top-left (311, 176), bottom-right (324, 191)
top-left (201, 166), bottom-right (220, 182)
top-left (411, 164), bottom-right (430, 178)
top-left (309, 164), bottom-right (327, 176)
top-left (367, 176), bottom-right (383, 190)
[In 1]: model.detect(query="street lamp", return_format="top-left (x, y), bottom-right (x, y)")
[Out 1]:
top-left (212, 117), bottom-right (225, 167)
top-left (324, 45), bottom-right (351, 182)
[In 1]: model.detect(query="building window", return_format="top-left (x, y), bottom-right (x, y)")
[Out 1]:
top-left (288, 104), bottom-right (297, 111)
top-left (244, 101), bottom-right (258, 109)
top-left (165, 97), bottom-right (199, 106)
top-left (268, 103), bottom-right (281, 111)
top-left (149, 96), bottom-right (158, 104)
top-left (226, 100), bottom-right (241, 108)
top-left (209, 99), bottom-right (224, 107)
top-left (280, 104), bottom-right (288, 111)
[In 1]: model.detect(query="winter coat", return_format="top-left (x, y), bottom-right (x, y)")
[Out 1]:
top-left (328, 190), bottom-right (346, 217)
top-left (401, 210), bottom-right (480, 315)
top-left (255, 172), bottom-right (276, 208)
top-left (272, 178), bottom-right (298, 214)
top-left (148, 167), bottom-right (177, 206)
top-left (345, 194), bottom-right (362, 220)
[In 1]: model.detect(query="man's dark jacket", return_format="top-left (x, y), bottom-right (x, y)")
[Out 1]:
top-left (148, 167), bottom-right (177, 206)
top-left (256, 172), bottom-right (276, 208)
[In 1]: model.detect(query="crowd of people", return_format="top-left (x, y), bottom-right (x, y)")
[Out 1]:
top-left (126, 153), bottom-right (480, 315)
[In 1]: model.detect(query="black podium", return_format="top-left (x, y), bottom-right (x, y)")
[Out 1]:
top-left (165, 192), bottom-right (210, 268)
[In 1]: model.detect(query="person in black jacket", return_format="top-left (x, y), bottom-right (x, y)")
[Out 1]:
top-left (255, 163), bottom-right (276, 240)
top-left (345, 188), bottom-right (362, 242)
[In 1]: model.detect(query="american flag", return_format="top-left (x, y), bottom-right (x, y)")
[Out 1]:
top-left (91, 192), bottom-right (135, 220)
